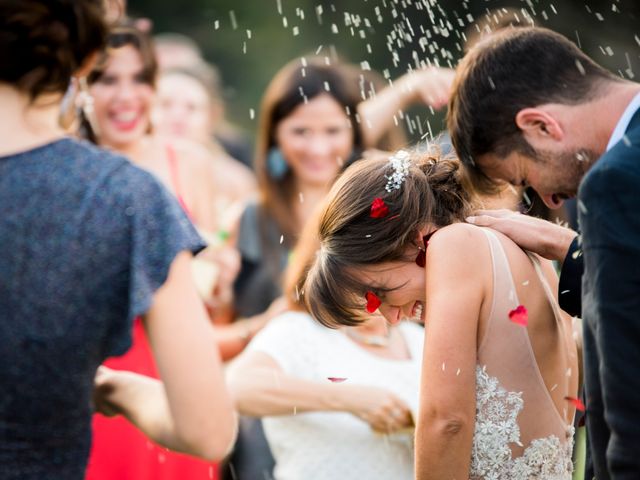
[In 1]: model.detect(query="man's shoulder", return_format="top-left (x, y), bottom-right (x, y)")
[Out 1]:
top-left (582, 137), bottom-right (640, 197)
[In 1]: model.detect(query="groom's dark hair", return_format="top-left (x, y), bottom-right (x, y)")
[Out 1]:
top-left (448, 27), bottom-right (619, 192)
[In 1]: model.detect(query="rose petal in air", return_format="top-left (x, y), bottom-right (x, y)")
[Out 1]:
top-left (365, 291), bottom-right (382, 313)
top-left (508, 305), bottom-right (528, 326)
top-left (564, 396), bottom-right (586, 412)
top-left (327, 377), bottom-right (347, 383)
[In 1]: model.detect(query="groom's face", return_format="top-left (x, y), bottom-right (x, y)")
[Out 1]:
top-left (477, 145), bottom-right (597, 209)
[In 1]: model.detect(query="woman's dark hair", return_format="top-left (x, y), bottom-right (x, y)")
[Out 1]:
top-left (303, 149), bottom-right (474, 328)
top-left (0, 0), bottom-right (107, 100)
top-left (81, 22), bottom-right (158, 143)
top-left (87, 22), bottom-right (157, 87)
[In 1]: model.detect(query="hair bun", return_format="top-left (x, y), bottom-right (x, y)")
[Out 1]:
top-left (416, 152), bottom-right (471, 226)
top-left (0, 0), bottom-right (107, 99)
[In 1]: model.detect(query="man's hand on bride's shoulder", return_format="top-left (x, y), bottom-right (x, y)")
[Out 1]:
top-left (466, 209), bottom-right (577, 262)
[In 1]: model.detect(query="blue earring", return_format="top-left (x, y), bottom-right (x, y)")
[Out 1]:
top-left (267, 147), bottom-right (289, 180)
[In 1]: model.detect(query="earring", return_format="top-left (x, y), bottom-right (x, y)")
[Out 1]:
top-left (59, 77), bottom-right (79, 130)
top-left (77, 76), bottom-right (101, 137)
top-left (267, 147), bottom-right (289, 179)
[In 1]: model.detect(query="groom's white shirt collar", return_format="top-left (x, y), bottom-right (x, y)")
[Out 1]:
top-left (606, 91), bottom-right (640, 151)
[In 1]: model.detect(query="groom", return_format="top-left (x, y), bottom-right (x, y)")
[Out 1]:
top-left (448, 27), bottom-right (640, 479)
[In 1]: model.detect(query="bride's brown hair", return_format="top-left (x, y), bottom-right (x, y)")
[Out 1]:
top-left (303, 149), bottom-right (473, 328)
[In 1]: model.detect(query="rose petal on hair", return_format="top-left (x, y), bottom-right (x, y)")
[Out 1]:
top-left (370, 197), bottom-right (390, 218)
top-left (508, 305), bottom-right (528, 326)
top-left (565, 396), bottom-right (586, 412)
top-left (365, 291), bottom-right (381, 313)
top-left (327, 377), bottom-right (347, 383)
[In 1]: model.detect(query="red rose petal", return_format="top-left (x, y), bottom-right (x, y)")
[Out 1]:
top-left (327, 377), bottom-right (347, 383)
top-left (370, 197), bottom-right (389, 218)
top-left (565, 396), bottom-right (586, 412)
top-left (365, 291), bottom-right (381, 313)
top-left (415, 232), bottom-right (436, 267)
top-left (508, 305), bottom-right (528, 326)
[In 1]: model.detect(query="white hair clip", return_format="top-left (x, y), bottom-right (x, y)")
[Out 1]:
top-left (385, 150), bottom-right (411, 192)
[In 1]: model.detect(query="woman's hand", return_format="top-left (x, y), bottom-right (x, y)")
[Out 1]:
top-left (466, 209), bottom-right (577, 262)
top-left (93, 366), bottom-right (123, 417)
top-left (339, 384), bottom-right (414, 433)
top-left (397, 67), bottom-right (456, 110)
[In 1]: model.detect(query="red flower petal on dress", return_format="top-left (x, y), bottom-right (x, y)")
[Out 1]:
top-left (370, 197), bottom-right (389, 218)
top-left (327, 377), bottom-right (347, 383)
top-left (365, 291), bottom-right (381, 313)
top-left (508, 305), bottom-right (528, 326)
top-left (565, 396), bottom-right (586, 412)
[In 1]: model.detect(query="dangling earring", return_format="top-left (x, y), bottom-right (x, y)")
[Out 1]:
top-left (267, 147), bottom-right (289, 179)
top-left (59, 77), bottom-right (79, 131)
top-left (77, 76), bottom-right (101, 137)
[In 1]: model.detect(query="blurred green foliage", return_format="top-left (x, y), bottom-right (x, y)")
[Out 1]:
top-left (129, 0), bottom-right (640, 144)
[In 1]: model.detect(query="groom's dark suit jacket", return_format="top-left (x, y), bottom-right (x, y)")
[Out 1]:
top-left (574, 107), bottom-right (640, 480)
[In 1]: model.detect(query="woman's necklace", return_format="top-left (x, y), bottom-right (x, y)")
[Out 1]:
top-left (345, 327), bottom-right (392, 347)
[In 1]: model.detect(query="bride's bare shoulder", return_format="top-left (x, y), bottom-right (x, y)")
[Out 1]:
top-left (427, 223), bottom-right (493, 270)
top-left (430, 223), bottom-right (489, 251)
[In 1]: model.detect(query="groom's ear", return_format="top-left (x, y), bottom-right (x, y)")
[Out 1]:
top-left (515, 108), bottom-right (564, 144)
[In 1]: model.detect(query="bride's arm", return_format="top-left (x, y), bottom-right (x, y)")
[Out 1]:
top-left (415, 224), bottom-right (488, 480)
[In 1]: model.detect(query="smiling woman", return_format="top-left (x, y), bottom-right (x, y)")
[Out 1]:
top-left (274, 93), bottom-right (352, 188)
top-left (80, 24), bottom-right (219, 233)
top-left (84, 28), bottom-right (155, 147)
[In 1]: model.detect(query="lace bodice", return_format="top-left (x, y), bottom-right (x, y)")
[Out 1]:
top-left (470, 366), bottom-right (574, 480)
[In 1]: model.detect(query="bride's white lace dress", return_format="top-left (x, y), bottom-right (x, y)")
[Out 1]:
top-left (468, 230), bottom-right (579, 480)
top-left (469, 366), bottom-right (574, 480)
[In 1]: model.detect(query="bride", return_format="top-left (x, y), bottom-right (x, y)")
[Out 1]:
top-left (303, 150), bottom-right (579, 479)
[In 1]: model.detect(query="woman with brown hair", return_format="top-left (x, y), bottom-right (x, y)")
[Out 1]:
top-left (304, 150), bottom-right (580, 479)
top-left (0, 2), bottom-right (235, 479)
top-left (229, 58), bottom-right (411, 350)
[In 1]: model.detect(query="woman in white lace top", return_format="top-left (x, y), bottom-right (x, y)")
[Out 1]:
top-left (303, 150), bottom-right (580, 479)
